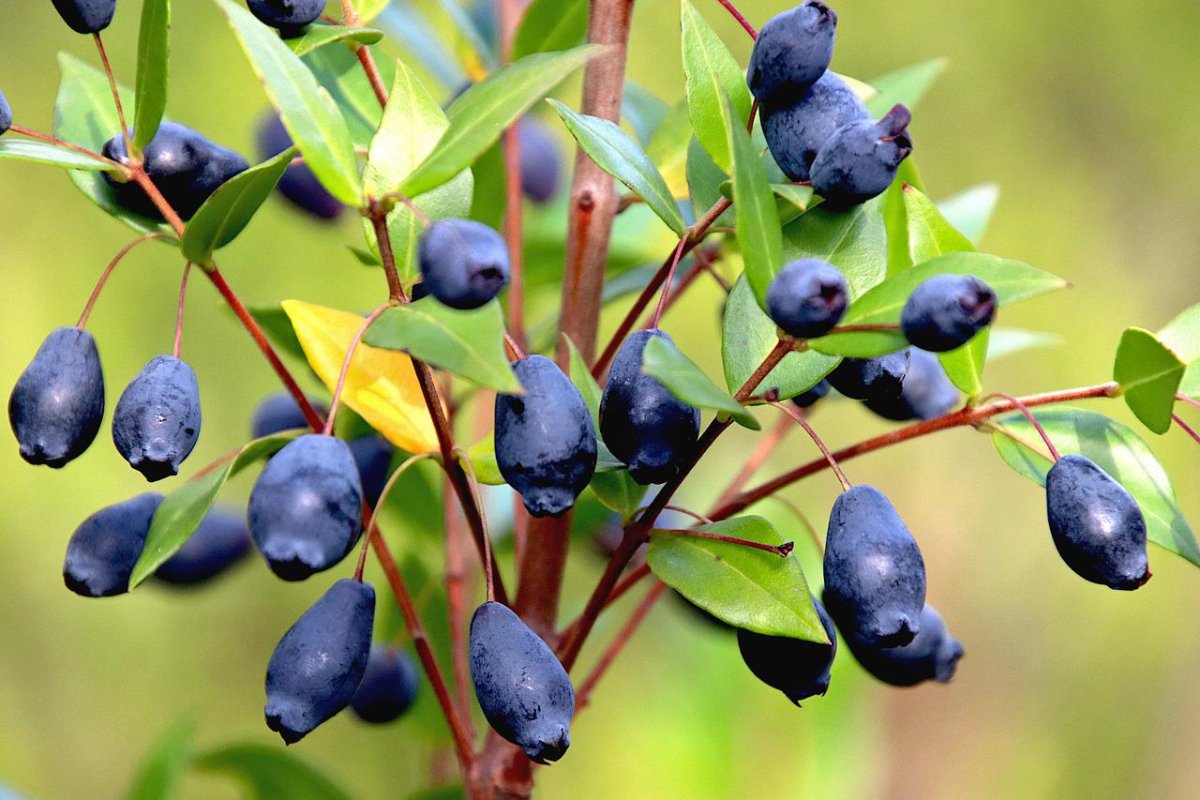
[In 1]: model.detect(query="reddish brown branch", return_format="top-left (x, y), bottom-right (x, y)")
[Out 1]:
top-left (714, 0), bottom-right (758, 39)
top-left (574, 581), bottom-right (668, 712)
top-left (76, 233), bottom-right (167, 328)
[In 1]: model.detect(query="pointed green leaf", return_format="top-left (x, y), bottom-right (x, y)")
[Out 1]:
top-left (938, 328), bottom-right (989, 396)
top-left (216, 0), bottom-right (360, 204)
top-left (590, 470), bottom-right (645, 518)
top-left (723, 92), bottom-right (782, 308)
top-left (0, 139), bottom-right (114, 171)
top-left (363, 299), bottom-right (521, 393)
top-left (643, 335), bottom-right (759, 429)
top-left (938, 183), bottom-right (1000, 245)
top-left (303, 44), bottom-right (394, 149)
top-left (512, 0), bottom-right (589, 59)
top-left (647, 516), bottom-right (825, 640)
top-left (1158, 301), bottom-right (1200, 366)
top-left (285, 24), bottom-right (384, 57)
top-left (1113, 327), bottom-right (1184, 435)
top-left (125, 718), bottom-right (194, 800)
top-left (465, 436), bottom-right (505, 486)
top-left (782, 199), bottom-right (888, 299)
top-left (680, 0), bottom-right (753, 171)
top-left (721, 274), bottom-right (839, 399)
top-left (401, 45), bottom-right (603, 196)
top-left (132, 0), bottom-right (171, 151)
top-left (810, 252), bottom-right (1066, 358)
top-left (54, 53), bottom-right (169, 234)
top-left (129, 433), bottom-right (297, 588)
top-left (991, 408), bottom-right (1200, 567)
top-left (686, 135), bottom-right (734, 228)
top-left (194, 744), bottom-right (354, 800)
top-left (866, 58), bottom-right (947, 117)
top-left (363, 60), bottom-right (473, 283)
top-left (549, 99), bottom-right (686, 235)
top-left (903, 185), bottom-right (974, 265)
top-left (181, 147), bottom-right (295, 263)
top-left (882, 158), bottom-right (924, 274)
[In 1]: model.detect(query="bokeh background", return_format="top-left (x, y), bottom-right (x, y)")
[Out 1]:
top-left (1, 1), bottom-right (1199, 798)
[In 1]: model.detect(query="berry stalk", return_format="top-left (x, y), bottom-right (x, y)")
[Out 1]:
top-left (573, 581), bottom-right (668, 712)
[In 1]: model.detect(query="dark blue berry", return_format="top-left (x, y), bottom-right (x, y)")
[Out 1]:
top-left (154, 508), bottom-right (251, 586)
top-left (737, 595), bottom-right (837, 704)
top-left (470, 601), bottom-right (575, 764)
top-left (248, 433), bottom-right (364, 581)
top-left (346, 435), bottom-right (394, 507)
top-left (63, 493), bottom-right (162, 598)
top-left (747, 1), bottom-right (837, 104)
top-left (761, 72), bottom-right (868, 182)
top-left (265, 578), bottom-right (375, 744)
top-left (518, 119), bottom-right (562, 204)
top-left (823, 484), bottom-right (926, 647)
top-left (900, 274), bottom-right (997, 352)
top-left (1045, 454), bottom-right (1150, 590)
top-left (103, 122), bottom-right (249, 220)
top-left (9, 327), bottom-right (105, 468)
top-left (418, 219), bottom-right (511, 310)
top-left (599, 329), bottom-right (701, 485)
top-left (0, 89), bottom-right (11, 136)
top-left (51, 0), bottom-right (115, 34)
top-left (257, 113), bottom-right (343, 220)
top-left (766, 258), bottom-right (848, 339)
top-left (350, 646), bottom-right (421, 724)
top-left (495, 355), bottom-right (597, 517)
top-left (250, 392), bottom-right (327, 439)
top-left (811, 104), bottom-right (914, 208)
top-left (864, 348), bottom-right (960, 422)
top-left (792, 380), bottom-right (831, 409)
top-left (825, 351), bottom-right (910, 401)
top-left (112, 355), bottom-right (201, 482)
top-left (842, 603), bottom-right (963, 686)
top-left (248, 0), bottom-right (324, 37)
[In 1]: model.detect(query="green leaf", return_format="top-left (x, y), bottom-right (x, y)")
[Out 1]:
top-left (882, 158), bottom-right (923, 274)
top-left (54, 54), bottom-right (169, 234)
top-left (991, 408), bottom-right (1200, 567)
top-left (401, 46), bottom-right (602, 196)
top-left (647, 516), bottom-right (825, 640)
top-left (810, 252), bottom-right (1066, 358)
top-left (903, 185), bottom-right (974, 265)
top-left (643, 335), bottom-right (759, 429)
top-left (132, 0), bottom-right (171, 151)
top-left (724, 92), bottom-right (783, 308)
top-left (129, 434), bottom-right (296, 588)
top-left (363, 60), bottom-right (473, 283)
top-left (465, 436), bottom-right (505, 485)
top-left (938, 183), bottom-right (1000, 245)
top-left (124, 717), bottom-right (194, 800)
top-left (181, 147), bottom-right (295, 263)
top-left (216, 0), bottom-right (360, 204)
top-left (680, 0), bottom-right (753, 171)
top-left (938, 328), bottom-right (989, 396)
top-left (1158, 301), bottom-right (1200, 366)
top-left (549, 99), bottom-right (686, 235)
top-left (721, 274), bottom-right (839, 399)
top-left (646, 101), bottom-right (693, 198)
top-left (866, 58), bottom-right (947, 117)
top-left (303, 45), bottom-right (393, 149)
top-left (285, 24), bottom-right (384, 57)
top-left (0, 139), bottom-right (114, 171)
top-left (194, 744), bottom-right (355, 800)
top-left (686, 136), bottom-right (734, 228)
top-left (1113, 328), bottom-right (1184, 435)
top-left (781, 199), bottom-right (888, 299)
top-left (363, 299), bottom-right (521, 394)
top-left (590, 471), bottom-right (645, 518)
top-left (512, 0), bottom-right (589, 59)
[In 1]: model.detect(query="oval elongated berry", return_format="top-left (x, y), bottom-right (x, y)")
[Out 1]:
top-left (792, 379), bottom-right (831, 409)
top-left (495, 355), bottom-right (597, 517)
top-left (248, 434), bottom-right (364, 581)
top-left (248, 0), bottom-right (325, 37)
top-left (10, 327), bottom-right (105, 468)
top-left (737, 595), bottom-right (837, 704)
top-left (843, 604), bottom-right (963, 686)
top-left (63, 493), bottom-right (162, 598)
top-left (250, 392), bottom-right (327, 439)
top-left (864, 349), bottom-right (960, 422)
top-left (761, 72), bottom-right (869, 182)
top-left (418, 219), bottom-right (511, 310)
top-left (519, 119), bottom-right (561, 204)
top-left (766, 258), bottom-right (848, 339)
top-left (747, 1), bottom-right (837, 104)
top-left (154, 508), bottom-right (251, 586)
top-left (51, 0), bottom-right (116, 34)
top-left (257, 113), bottom-right (343, 220)
top-left (825, 351), bottom-right (910, 401)
top-left (900, 274), bottom-right (997, 352)
top-left (0, 89), bottom-right (11, 135)
top-left (112, 355), bottom-right (201, 481)
top-left (103, 122), bottom-right (249, 220)
top-left (1045, 454), bottom-right (1150, 590)
top-left (470, 601), bottom-right (575, 764)
top-left (599, 329), bottom-right (701, 485)
top-left (264, 579), bottom-right (375, 743)
top-left (811, 104), bottom-right (914, 208)
top-left (350, 647), bottom-right (421, 724)
top-left (823, 484), bottom-right (926, 647)
top-left (346, 436), bottom-right (394, 507)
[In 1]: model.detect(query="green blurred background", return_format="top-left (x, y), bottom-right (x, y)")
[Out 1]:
top-left (1, 1), bottom-right (1199, 798)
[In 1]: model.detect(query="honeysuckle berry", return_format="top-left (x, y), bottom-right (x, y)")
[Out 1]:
top-left (761, 71), bottom-right (869, 183)
top-left (51, 0), bottom-right (116, 34)
top-left (63, 493), bottom-right (162, 598)
top-left (154, 508), bottom-right (251, 586)
top-left (350, 646), bottom-right (421, 724)
top-left (843, 604), bottom-right (963, 686)
top-left (112, 355), bottom-right (202, 482)
top-left (825, 351), bottom-right (910, 401)
top-left (766, 258), bottom-right (849, 339)
top-left (747, 1), bottom-right (837, 104)
top-left (900, 274), bottom-right (997, 352)
top-left (418, 219), bottom-right (511, 310)
top-left (811, 104), bottom-right (914, 208)
top-left (737, 595), bottom-right (837, 704)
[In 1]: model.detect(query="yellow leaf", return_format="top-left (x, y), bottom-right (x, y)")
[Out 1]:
top-left (282, 300), bottom-right (439, 453)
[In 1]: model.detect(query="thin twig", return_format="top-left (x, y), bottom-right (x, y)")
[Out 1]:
top-left (354, 453), bottom-right (436, 580)
top-left (9, 125), bottom-right (123, 167)
top-left (324, 302), bottom-right (393, 436)
top-left (713, 411), bottom-right (792, 509)
top-left (76, 233), bottom-right (167, 328)
top-left (714, 0), bottom-right (758, 39)
top-left (1173, 414), bottom-right (1200, 446)
top-left (981, 392), bottom-right (1060, 460)
top-left (651, 528), bottom-right (793, 557)
top-left (574, 582), bottom-right (668, 712)
top-left (369, 205), bottom-right (408, 302)
top-left (649, 235), bottom-right (690, 329)
top-left (458, 450), bottom-right (496, 603)
top-left (1177, 393), bottom-right (1200, 412)
top-left (93, 33), bottom-right (131, 154)
top-left (772, 401), bottom-right (852, 492)
top-left (172, 262), bottom-right (192, 359)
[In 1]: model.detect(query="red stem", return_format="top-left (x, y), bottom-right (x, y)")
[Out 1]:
top-left (93, 33), bottom-right (132, 154)
top-left (9, 125), bottom-right (122, 167)
top-left (173, 262), bottom-right (192, 359)
top-left (574, 581), bottom-right (668, 712)
top-left (76, 233), bottom-right (167, 328)
top-left (772, 401), bottom-right (852, 491)
top-left (502, 125), bottom-right (526, 348)
top-left (323, 302), bottom-right (393, 436)
top-left (1176, 393), bottom-right (1200, 412)
top-left (714, 0), bottom-right (758, 39)
top-left (1173, 414), bottom-right (1200, 446)
top-left (649, 235), bottom-right (689, 329)
top-left (712, 410), bottom-right (791, 509)
top-left (983, 392), bottom-right (1060, 461)
top-left (652, 528), bottom-right (793, 557)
